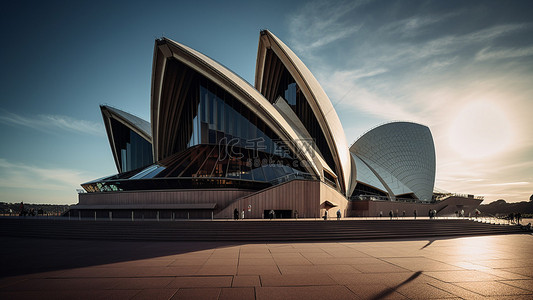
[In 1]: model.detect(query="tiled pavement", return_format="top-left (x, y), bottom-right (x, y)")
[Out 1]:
top-left (1, 234), bottom-right (532, 299)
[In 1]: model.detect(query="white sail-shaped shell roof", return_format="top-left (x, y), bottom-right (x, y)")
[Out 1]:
top-left (350, 122), bottom-right (436, 201)
top-left (150, 38), bottom-right (321, 177)
top-left (255, 30), bottom-right (351, 195)
top-left (101, 105), bottom-right (152, 173)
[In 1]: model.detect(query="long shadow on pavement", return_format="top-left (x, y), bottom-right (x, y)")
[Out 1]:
top-left (0, 236), bottom-right (236, 278)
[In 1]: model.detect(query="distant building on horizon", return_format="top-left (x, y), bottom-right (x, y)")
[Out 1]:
top-left (70, 30), bottom-right (482, 219)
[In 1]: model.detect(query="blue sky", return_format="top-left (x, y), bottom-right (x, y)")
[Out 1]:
top-left (1, 0), bottom-right (532, 204)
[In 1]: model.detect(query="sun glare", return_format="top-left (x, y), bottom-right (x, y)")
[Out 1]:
top-left (448, 100), bottom-right (513, 159)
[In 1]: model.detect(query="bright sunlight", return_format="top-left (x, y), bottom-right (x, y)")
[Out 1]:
top-left (448, 100), bottom-right (514, 159)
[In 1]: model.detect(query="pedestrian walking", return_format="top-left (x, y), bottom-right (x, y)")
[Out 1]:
top-left (336, 209), bottom-right (341, 220)
top-left (242, 209), bottom-right (245, 220)
top-left (233, 208), bottom-right (239, 220)
top-left (413, 210), bottom-right (417, 219)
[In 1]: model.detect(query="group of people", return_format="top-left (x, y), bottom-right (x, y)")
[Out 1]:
top-left (323, 209), bottom-right (342, 220)
top-left (380, 209), bottom-right (438, 220)
top-left (233, 208), bottom-right (343, 220)
top-left (233, 208), bottom-right (245, 220)
top-left (383, 210), bottom-right (418, 220)
top-left (508, 213), bottom-right (533, 232)
top-left (232, 208), bottom-right (284, 220)
top-left (508, 212), bottom-right (522, 224)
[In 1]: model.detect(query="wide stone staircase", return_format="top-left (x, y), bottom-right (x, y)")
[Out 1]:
top-left (0, 218), bottom-right (526, 242)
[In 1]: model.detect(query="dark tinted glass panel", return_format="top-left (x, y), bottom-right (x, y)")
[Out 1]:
top-left (251, 166), bottom-right (266, 181)
top-left (110, 118), bottom-right (153, 172)
top-left (143, 166), bottom-right (166, 179)
top-left (261, 165), bottom-right (277, 181)
top-left (163, 58), bottom-right (299, 163)
top-left (260, 49), bottom-right (336, 177)
top-left (83, 144), bottom-right (319, 193)
top-left (226, 157), bottom-right (241, 179)
top-left (351, 182), bottom-right (388, 198)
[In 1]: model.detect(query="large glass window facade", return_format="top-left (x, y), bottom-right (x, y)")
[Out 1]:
top-left (110, 118), bottom-right (153, 172)
top-left (187, 79), bottom-right (290, 158)
top-left (82, 144), bottom-right (317, 193)
top-left (260, 49), bottom-right (337, 177)
top-left (156, 145), bottom-right (308, 181)
top-left (162, 58), bottom-right (300, 162)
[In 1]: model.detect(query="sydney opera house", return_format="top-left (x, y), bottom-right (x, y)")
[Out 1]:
top-left (71, 30), bottom-right (482, 219)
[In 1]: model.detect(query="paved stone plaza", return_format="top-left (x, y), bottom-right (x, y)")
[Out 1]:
top-left (1, 234), bottom-right (532, 299)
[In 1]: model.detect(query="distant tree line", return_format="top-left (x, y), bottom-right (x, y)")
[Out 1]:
top-left (479, 199), bottom-right (533, 218)
top-left (0, 202), bottom-right (70, 216)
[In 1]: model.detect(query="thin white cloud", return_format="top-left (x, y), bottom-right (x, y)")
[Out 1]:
top-left (308, 26), bottom-right (361, 50)
top-left (380, 11), bottom-right (464, 38)
top-left (288, 0), bottom-right (366, 53)
top-left (286, 1), bottom-right (533, 203)
top-left (316, 68), bottom-right (422, 123)
top-left (438, 178), bottom-right (486, 183)
top-left (493, 161), bottom-right (533, 172)
top-left (0, 158), bottom-right (91, 191)
top-left (436, 156), bottom-right (533, 203)
top-left (486, 182), bottom-right (530, 187)
top-left (420, 57), bottom-right (459, 73)
top-left (372, 23), bottom-right (531, 67)
top-left (0, 111), bottom-right (104, 136)
top-left (476, 45), bottom-right (533, 61)
top-left (332, 68), bottom-right (389, 81)
top-left (341, 87), bottom-right (420, 121)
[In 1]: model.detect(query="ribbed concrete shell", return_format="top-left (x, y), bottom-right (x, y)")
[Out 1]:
top-left (150, 38), bottom-right (321, 177)
top-left (255, 30), bottom-right (351, 195)
top-left (350, 122), bottom-right (436, 202)
top-left (350, 153), bottom-right (388, 194)
top-left (355, 153), bottom-right (414, 197)
top-left (101, 105), bottom-right (152, 173)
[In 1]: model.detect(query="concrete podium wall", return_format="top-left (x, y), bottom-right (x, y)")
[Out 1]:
top-left (216, 180), bottom-right (349, 219)
top-left (216, 180), bottom-right (322, 219)
top-left (78, 189), bottom-right (254, 213)
top-left (76, 180), bottom-right (350, 219)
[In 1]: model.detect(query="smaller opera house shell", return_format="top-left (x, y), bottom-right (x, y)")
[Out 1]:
top-left (72, 30), bottom-right (480, 219)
